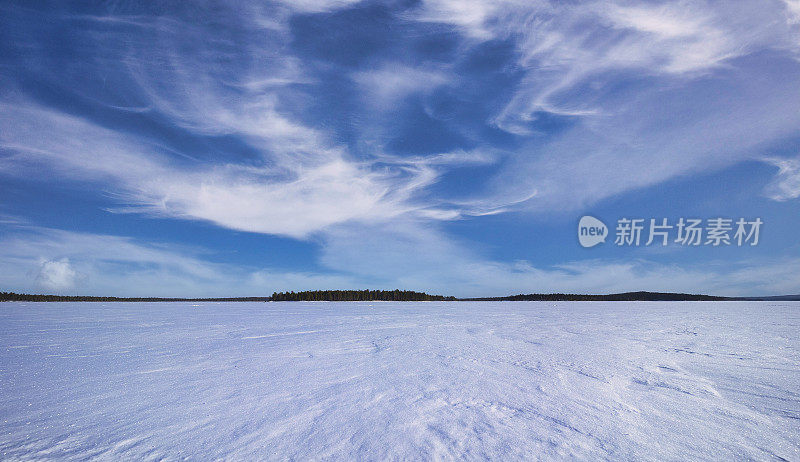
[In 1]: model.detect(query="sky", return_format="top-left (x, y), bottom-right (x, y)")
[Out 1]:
top-left (1, 0), bottom-right (800, 298)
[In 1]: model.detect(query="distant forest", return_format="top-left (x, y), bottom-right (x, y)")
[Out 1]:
top-left (2, 290), bottom-right (797, 302)
top-left (270, 290), bottom-right (456, 301)
top-left (0, 290), bottom-right (453, 302)
top-left (0, 292), bottom-right (269, 302)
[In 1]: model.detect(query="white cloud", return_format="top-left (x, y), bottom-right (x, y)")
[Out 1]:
top-left (599, 2), bottom-right (735, 73)
top-left (409, 0), bottom-right (798, 134)
top-left (483, 43), bottom-right (800, 213)
top-left (764, 156), bottom-right (800, 201)
top-left (500, 1), bottom-right (793, 133)
top-left (4, 0), bottom-right (798, 234)
top-left (35, 258), bottom-right (78, 291)
top-left (353, 64), bottom-right (449, 107)
top-left (408, 0), bottom-right (530, 40)
top-left (784, 0), bottom-right (800, 23)
top-left (365, 1), bottom-right (800, 218)
top-left (603, 3), bottom-right (705, 38)
top-left (272, 0), bottom-right (362, 14)
top-left (0, 102), bottom-right (451, 238)
top-left (0, 3), bottom-right (485, 238)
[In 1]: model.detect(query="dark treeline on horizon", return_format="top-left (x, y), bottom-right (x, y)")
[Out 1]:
top-left (270, 290), bottom-right (456, 302)
top-left (3, 290), bottom-right (796, 302)
top-left (0, 290), bottom-right (454, 302)
top-left (0, 292), bottom-right (270, 302)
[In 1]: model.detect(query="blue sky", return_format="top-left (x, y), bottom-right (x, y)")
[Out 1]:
top-left (1, 0), bottom-right (800, 297)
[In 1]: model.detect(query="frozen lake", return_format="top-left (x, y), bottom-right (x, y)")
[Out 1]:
top-left (1, 301), bottom-right (798, 460)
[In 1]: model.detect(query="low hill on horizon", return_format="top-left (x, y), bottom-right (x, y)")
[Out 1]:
top-left (461, 291), bottom-right (730, 301)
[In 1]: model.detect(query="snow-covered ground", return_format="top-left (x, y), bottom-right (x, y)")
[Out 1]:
top-left (1, 301), bottom-right (798, 460)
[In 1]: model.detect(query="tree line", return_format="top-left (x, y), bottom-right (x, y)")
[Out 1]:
top-left (0, 292), bottom-right (269, 302)
top-left (270, 290), bottom-right (456, 301)
top-left (0, 290), bottom-right (454, 302)
top-left (3, 290), bottom-right (762, 303)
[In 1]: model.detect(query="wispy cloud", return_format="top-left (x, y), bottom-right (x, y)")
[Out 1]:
top-left (764, 156), bottom-right (800, 201)
top-left (0, 102), bottom-right (448, 238)
top-left (491, 1), bottom-right (794, 133)
top-left (783, 0), bottom-right (800, 23)
top-left (4, 0), bottom-right (798, 228)
top-left (0, 1), bottom-right (484, 238)
top-left (486, 61), bottom-right (800, 213)
top-left (400, 0), bottom-right (800, 215)
top-left (353, 64), bottom-right (449, 108)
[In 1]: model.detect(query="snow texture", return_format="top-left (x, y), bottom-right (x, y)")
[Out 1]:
top-left (1, 301), bottom-right (798, 460)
